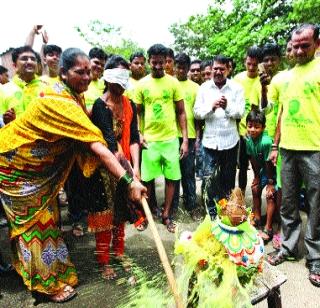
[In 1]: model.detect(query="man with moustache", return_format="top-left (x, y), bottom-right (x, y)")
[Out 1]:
top-left (266, 24), bottom-right (320, 288)
top-left (194, 55), bottom-right (245, 195)
top-left (0, 46), bottom-right (44, 124)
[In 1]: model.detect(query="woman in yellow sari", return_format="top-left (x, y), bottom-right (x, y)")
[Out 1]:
top-left (0, 48), bottom-right (146, 303)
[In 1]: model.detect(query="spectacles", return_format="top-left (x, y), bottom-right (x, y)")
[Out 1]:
top-left (190, 69), bottom-right (200, 73)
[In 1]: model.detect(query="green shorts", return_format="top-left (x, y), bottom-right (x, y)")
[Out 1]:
top-left (141, 138), bottom-right (181, 182)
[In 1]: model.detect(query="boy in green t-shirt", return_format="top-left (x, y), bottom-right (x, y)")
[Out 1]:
top-left (245, 110), bottom-right (277, 242)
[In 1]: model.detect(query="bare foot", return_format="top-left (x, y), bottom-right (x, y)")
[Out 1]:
top-left (101, 265), bottom-right (117, 280)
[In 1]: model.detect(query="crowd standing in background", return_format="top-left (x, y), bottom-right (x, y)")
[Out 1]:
top-left (0, 22), bottom-right (319, 303)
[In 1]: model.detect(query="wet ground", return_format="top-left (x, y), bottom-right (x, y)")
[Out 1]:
top-left (0, 175), bottom-right (319, 308)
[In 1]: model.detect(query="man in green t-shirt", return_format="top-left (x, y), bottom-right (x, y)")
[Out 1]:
top-left (234, 46), bottom-right (262, 193)
top-left (171, 52), bottom-right (201, 221)
top-left (40, 44), bottom-right (62, 86)
top-left (266, 24), bottom-right (320, 288)
top-left (135, 44), bottom-right (188, 233)
top-left (84, 48), bottom-right (107, 111)
top-left (259, 43), bottom-right (282, 139)
top-left (0, 46), bottom-right (44, 124)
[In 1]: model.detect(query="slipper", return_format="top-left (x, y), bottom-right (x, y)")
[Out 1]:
top-left (272, 233), bottom-right (281, 250)
top-left (136, 221), bottom-right (148, 232)
top-left (162, 216), bottom-right (176, 233)
top-left (101, 265), bottom-right (117, 280)
top-left (308, 262), bottom-right (320, 287)
top-left (259, 228), bottom-right (273, 243)
top-left (50, 285), bottom-right (77, 303)
top-left (268, 250), bottom-right (296, 266)
top-left (72, 223), bottom-right (84, 237)
top-left (151, 207), bottom-right (162, 219)
top-left (190, 209), bottom-right (203, 222)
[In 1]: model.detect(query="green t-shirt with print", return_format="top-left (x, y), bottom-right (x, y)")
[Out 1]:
top-left (177, 79), bottom-right (199, 138)
top-left (265, 70), bottom-right (290, 139)
top-left (234, 71), bottom-right (261, 136)
top-left (279, 59), bottom-right (320, 151)
top-left (135, 74), bottom-right (183, 142)
top-left (0, 75), bottom-right (44, 116)
top-left (246, 131), bottom-right (272, 170)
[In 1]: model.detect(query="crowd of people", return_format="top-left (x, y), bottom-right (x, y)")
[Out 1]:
top-left (0, 22), bottom-right (319, 303)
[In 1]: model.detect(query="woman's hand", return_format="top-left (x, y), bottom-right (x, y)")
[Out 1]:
top-left (128, 180), bottom-right (147, 203)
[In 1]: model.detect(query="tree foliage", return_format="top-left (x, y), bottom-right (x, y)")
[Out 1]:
top-left (169, 0), bottom-right (320, 73)
top-left (75, 20), bottom-right (143, 60)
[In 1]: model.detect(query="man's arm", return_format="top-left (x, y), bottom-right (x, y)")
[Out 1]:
top-left (193, 87), bottom-right (214, 120)
top-left (175, 99), bottom-right (188, 158)
top-left (25, 25), bottom-right (42, 47)
top-left (135, 103), bottom-right (148, 148)
top-left (249, 156), bottom-right (261, 187)
top-left (269, 106), bottom-right (282, 165)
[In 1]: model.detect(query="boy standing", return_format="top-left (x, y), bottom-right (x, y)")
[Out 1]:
top-left (246, 110), bottom-right (276, 242)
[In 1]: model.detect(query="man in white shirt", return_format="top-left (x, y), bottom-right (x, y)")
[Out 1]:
top-left (194, 55), bottom-right (245, 195)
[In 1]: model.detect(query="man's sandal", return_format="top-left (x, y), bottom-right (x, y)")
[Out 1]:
top-left (308, 262), bottom-right (320, 287)
top-left (272, 233), bottom-right (281, 250)
top-left (162, 216), bottom-right (176, 233)
top-left (259, 228), bottom-right (274, 243)
top-left (268, 250), bottom-right (296, 266)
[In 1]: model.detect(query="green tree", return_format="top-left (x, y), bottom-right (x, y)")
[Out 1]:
top-left (170, 0), bottom-right (320, 73)
top-left (75, 20), bottom-right (144, 60)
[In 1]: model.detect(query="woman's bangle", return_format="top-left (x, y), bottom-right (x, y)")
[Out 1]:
top-left (119, 172), bottom-right (133, 186)
top-left (271, 143), bottom-right (278, 150)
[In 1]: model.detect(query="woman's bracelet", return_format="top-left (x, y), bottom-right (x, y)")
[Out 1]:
top-left (119, 172), bottom-right (133, 187)
top-left (271, 143), bottom-right (278, 150)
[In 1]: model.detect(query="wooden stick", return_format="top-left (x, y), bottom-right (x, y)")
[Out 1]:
top-left (141, 197), bottom-right (184, 308)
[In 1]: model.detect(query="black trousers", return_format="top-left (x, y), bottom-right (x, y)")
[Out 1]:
top-left (203, 143), bottom-right (239, 195)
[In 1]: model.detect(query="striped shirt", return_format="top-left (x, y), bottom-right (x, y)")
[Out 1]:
top-left (193, 78), bottom-right (245, 150)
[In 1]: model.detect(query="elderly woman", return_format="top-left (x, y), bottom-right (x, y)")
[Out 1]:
top-left (0, 48), bottom-right (146, 302)
top-left (86, 55), bottom-right (146, 280)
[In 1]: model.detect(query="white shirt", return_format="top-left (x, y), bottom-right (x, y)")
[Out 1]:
top-left (193, 78), bottom-right (245, 150)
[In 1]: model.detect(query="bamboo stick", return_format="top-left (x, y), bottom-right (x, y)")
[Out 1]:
top-left (141, 197), bottom-right (184, 308)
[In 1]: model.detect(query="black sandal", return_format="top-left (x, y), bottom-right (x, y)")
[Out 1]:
top-left (162, 216), bottom-right (176, 233)
top-left (308, 262), bottom-right (320, 287)
top-left (259, 228), bottom-right (274, 243)
top-left (268, 250), bottom-right (296, 266)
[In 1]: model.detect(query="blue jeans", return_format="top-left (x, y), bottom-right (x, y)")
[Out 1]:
top-left (171, 138), bottom-right (196, 213)
top-left (202, 143), bottom-right (238, 195)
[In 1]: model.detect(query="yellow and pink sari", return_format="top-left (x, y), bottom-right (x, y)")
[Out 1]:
top-left (0, 82), bottom-right (105, 295)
